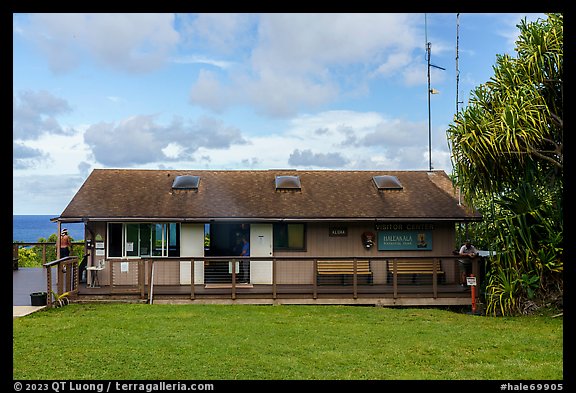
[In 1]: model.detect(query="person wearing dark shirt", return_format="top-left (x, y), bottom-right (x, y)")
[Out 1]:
top-left (239, 237), bottom-right (250, 284)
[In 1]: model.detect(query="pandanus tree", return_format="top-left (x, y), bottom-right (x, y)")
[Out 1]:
top-left (447, 13), bottom-right (562, 315)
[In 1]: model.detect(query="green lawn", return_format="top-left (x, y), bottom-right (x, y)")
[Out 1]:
top-left (13, 304), bottom-right (563, 380)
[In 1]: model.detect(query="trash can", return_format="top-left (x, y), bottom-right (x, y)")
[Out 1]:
top-left (30, 292), bottom-right (47, 306)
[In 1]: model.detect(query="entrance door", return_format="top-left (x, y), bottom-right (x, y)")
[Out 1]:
top-left (250, 224), bottom-right (273, 284)
top-left (180, 223), bottom-right (205, 285)
top-left (204, 223), bottom-right (249, 283)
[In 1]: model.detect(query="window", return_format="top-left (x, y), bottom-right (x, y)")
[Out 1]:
top-left (273, 223), bottom-right (305, 251)
top-left (108, 223), bottom-right (123, 258)
top-left (168, 223), bottom-right (180, 257)
top-left (126, 224), bottom-right (139, 257)
top-left (107, 222), bottom-right (180, 258)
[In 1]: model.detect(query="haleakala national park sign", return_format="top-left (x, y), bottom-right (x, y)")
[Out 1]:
top-left (375, 223), bottom-right (433, 251)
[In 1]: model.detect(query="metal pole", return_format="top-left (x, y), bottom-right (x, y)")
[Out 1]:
top-left (427, 42), bottom-right (432, 171)
top-left (456, 13), bottom-right (460, 115)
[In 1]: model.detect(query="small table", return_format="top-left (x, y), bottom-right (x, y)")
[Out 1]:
top-left (86, 266), bottom-right (104, 288)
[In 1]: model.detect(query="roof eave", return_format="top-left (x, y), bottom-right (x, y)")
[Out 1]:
top-left (55, 216), bottom-right (482, 223)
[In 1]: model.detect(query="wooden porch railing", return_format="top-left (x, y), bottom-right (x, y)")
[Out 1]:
top-left (13, 241), bottom-right (85, 268)
top-left (96, 256), bottom-right (482, 304)
top-left (43, 256), bottom-right (79, 307)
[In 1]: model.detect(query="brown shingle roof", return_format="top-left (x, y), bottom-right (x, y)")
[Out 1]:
top-left (59, 169), bottom-right (481, 221)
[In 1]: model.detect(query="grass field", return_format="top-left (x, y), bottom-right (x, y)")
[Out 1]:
top-left (13, 304), bottom-right (563, 380)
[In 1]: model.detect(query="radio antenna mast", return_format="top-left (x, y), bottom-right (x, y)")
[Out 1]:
top-left (425, 13), bottom-right (445, 172)
top-left (456, 13), bottom-right (463, 114)
top-left (454, 13), bottom-right (463, 205)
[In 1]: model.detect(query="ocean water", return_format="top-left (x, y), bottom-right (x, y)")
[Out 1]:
top-left (12, 215), bottom-right (85, 243)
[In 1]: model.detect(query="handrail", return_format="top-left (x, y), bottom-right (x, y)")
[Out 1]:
top-left (138, 255), bottom-right (475, 261)
top-left (43, 256), bottom-right (77, 268)
top-left (14, 241), bottom-right (85, 246)
top-left (43, 256), bottom-right (79, 307)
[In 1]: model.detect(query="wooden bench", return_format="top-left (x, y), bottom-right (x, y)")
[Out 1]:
top-left (317, 260), bottom-right (373, 285)
top-left (387, 259), bottom-right (445, 284)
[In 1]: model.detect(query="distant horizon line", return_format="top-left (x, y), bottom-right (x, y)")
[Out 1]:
top-left (13, 213), bottom-right (61, 217)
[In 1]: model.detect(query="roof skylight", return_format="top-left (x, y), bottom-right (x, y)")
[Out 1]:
top-left (275, 175), bottom-right (301, 190)
top-left (172, 175), bottom-right (200, 190)
top-left (373, 175), bottom-right (403, 190)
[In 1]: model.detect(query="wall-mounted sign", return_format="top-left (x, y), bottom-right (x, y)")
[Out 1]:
top-left (375, 223), bottom-right (435, 231)
top-left (329, 226), bottom-right (348, 237)
top-left (377, 230), bottom-right (432, 251)
top-left (95, 242), bottom-right (105, 249)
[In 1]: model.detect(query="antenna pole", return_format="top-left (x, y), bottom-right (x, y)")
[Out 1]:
top-left (426, 42), bottom-right (432, 171)
top-left (456, 13), bottom-right (461, 114)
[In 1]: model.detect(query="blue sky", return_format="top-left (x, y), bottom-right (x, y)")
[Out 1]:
top-left (13, 12), bottom-right (548, 215)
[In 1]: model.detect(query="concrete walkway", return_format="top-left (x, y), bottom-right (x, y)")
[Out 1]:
top-left (13, 305), bottom-right (46, 318)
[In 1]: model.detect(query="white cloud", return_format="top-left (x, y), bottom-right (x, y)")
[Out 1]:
top-left (162, 142), bottom-right (186, 159)
top-left (189, 70), bottom-right (235, 113)
top-left (288, 149), bottom-right (349, 168)
top-left (15, 126), bottom-right (90, 175)
top-left (252, 13), bottom-right (420, 74)
top-left (83, 114), bottom-right (247, 167)
top-left (240, 72), bottom-right (339, 117)
top-left (172, 55), bottom-right (234, 69)
top-left (181, 13), bottom-right (257, 55)
top-left (189, 13), bottom-right (424, 117)
top-left (13, 174), bottom-right (85, 215)
top-left (191, 110), bottom-right (440, 171)
top-left (25, 13), bottom-right (179, 73)
top-left (13, 90), bottom-right (73, 139)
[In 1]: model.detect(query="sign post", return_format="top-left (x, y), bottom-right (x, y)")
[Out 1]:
top-left (467, 274), bottom-right (477, 314)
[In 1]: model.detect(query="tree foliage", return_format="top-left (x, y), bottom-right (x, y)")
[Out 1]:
top-left (17, 233), bottom-right (84, 267)
top-left (447, 13), bottom-right (563, 315)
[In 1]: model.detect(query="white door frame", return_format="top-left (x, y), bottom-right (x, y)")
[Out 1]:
top-left (249, 223), bottom-right (273, 284)
top-left (180, 223), bottom-right (205, 285)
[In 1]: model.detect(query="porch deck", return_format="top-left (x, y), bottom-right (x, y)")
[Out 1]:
top-left (14, 256), bottom-right (481, 307)
top-left (75, 282), bottom-right (474, 306)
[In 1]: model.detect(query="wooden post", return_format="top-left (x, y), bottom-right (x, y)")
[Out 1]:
top-left (272, 258), bottom-right (277, 300)
top-left (56, 222), bottom-right (61, 259)
top-left (110, 259), bottom-right (115, 293)
top-left (472, 256), bottom-right (479, 281)
top-left (139, 260), bottom-right (145, 299)
top-left (57, 260), bottom-right (64, 296)
top-left (432, 258), bottom-right (438, 299)
top-left (353, 258), bottom-right (358, 299)
top-left (231, 258), bottom-right (236, 300)
top-left (190, 259), bottom-right (195, 300)
top-left (393, 259), bottom-right (398, 299)
top-left (46, 265), bottom-right (53, 307)
top-left (13, 244), bottom-right (19, 270)
top-left (313, 258), bottom-right (318, 299)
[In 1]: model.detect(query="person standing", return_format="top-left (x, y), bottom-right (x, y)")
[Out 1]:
top-left (60, 228), bottom-right (71, 258)
top-left (239, 236), bottom-right (250, 284)
top-left (458, 239), bottom-right (478, 286)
